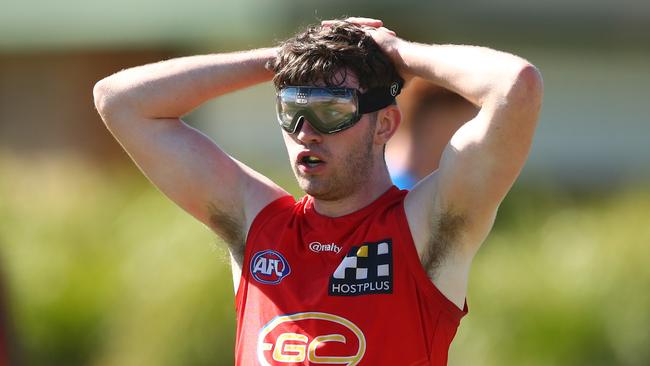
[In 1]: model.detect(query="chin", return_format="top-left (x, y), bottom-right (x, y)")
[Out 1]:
top-left (295, 175), bottom-right (326, 198)
top-left (297, 176), bottom-right (354, 202)
top-left (297, 176), bottom-right (325, 196)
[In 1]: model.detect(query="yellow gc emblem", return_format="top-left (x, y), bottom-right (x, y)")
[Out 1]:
top-left (257, 312), bottom-right (366, 365)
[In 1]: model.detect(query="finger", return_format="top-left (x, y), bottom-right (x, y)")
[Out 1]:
top-left (321, 17), bottom-right (383, 27)
top-left (345, 17), bottom-right (383, 27)
top-left (321, 20), bottom-right (339, 26)
top-left (378, 26), bottom-right (396, 36)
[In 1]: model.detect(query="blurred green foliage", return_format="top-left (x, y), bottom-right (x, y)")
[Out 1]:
top-left (0, 154), bottom-right (648, 365)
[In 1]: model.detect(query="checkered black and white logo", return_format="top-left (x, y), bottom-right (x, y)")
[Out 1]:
top-left (329, 239), bottom-right (393, 296)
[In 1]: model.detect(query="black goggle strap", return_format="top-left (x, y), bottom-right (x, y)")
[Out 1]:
top-left (358, 81), bottom-right (403, 114)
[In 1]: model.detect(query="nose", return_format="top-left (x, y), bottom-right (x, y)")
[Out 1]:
top-left (295, 117), bottom-right (323, 144)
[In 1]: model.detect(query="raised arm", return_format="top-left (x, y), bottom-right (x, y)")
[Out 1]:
top-left (394, 42), bottom-right (543, 234)
top-left (333, 18), bottom-right (543, 307)
top-left (93, 48), bottom-right (289, 264)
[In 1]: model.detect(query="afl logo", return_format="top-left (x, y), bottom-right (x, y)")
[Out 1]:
top-left (251, 250), bottom-right (291, 285)
top-left (257, 312), bottom-right (366, 365)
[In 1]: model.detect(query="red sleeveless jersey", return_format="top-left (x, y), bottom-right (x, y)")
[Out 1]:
top-left (235, 186), bottom-right (467, 366)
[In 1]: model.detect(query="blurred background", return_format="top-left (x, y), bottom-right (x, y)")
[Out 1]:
top-left (1, 0), bottom-right (649, 365)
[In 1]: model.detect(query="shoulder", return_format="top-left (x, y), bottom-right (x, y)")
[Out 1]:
top-left (246, 194), bottom-right (298, 237)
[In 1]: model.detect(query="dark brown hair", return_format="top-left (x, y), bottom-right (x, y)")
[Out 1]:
top-left (268, 21), bottom-right (403, 91)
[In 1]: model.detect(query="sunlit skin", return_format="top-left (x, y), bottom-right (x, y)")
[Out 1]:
top-left (281, 73), bottom-right (401, 217)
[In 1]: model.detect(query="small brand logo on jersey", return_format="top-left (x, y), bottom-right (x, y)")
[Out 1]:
top-left (250, 250), bottom-right (291, 285)
top-left (309, 241), bottom-right (342, 254)
top-left (329, 239), bottom-right (393, 296)
top-left (257, 312), bottom-right (366, 365)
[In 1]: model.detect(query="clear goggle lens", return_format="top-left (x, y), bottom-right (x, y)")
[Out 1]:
top-left (276, 87), bottom-right (360, 134)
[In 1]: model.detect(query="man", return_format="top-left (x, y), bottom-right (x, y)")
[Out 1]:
top-left (94, 17), bottom-right (542, 365)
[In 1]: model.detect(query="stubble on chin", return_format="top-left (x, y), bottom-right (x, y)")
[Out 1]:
top-left (292, 168), bottom-right (334, 200)
top-left (299, 174), bottom-right (349, 201)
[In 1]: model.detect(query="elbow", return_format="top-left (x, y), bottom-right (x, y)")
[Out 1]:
top-left (92, 78), bottom-right (110, 117)
top-left (92, 75), bottom-right (133, 123)
top-left (509, 63), bottom-right (544, 110)
top-left (93, 77), bottom-right (119, 123)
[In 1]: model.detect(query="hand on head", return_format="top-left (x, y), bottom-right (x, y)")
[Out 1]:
top-left (321, 17), bottom-right (402, 72)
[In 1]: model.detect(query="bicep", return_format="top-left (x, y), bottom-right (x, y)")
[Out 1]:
top-left (438, 90), bottom-right (540, 218)
top-left (104, 115), bottom-right (288, 238)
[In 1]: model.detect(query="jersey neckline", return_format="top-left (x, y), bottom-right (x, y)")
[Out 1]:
top-left (301, 185), bottom-right (403, 223)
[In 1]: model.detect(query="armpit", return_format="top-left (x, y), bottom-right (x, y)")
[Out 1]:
top-left (207, 203), bottom-right (245, 267)
top-left (421, 211), bottom-right (467, 277)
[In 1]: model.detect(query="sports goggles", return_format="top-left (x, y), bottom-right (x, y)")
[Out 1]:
top-left (276, 82), bottom-right (402, 134)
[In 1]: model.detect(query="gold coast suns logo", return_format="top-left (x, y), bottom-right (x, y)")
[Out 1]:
top-left (257, 312), bottom-right (366, 365)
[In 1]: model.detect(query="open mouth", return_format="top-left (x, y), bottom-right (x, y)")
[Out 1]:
top-left (300, 155), bottom-right (325, 168)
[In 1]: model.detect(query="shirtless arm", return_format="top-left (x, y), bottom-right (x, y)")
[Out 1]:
top-left (93, 48), bottom-right (289, 267)
top-left (334, 18), bottom-right (543, 308)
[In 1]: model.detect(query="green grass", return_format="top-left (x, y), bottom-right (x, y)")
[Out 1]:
top-left (1, 154), bottom-right (648, 365)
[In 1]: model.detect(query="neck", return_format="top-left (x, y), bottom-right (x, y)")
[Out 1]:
top-left (311, 164), bottom-right (394, 217)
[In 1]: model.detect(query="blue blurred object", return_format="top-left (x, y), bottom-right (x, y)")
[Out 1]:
top-left (390, 170), bottom-right (418, 190)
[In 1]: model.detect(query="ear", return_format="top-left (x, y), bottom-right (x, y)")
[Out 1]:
top-left (374, 105), bottom-right (401, 145)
